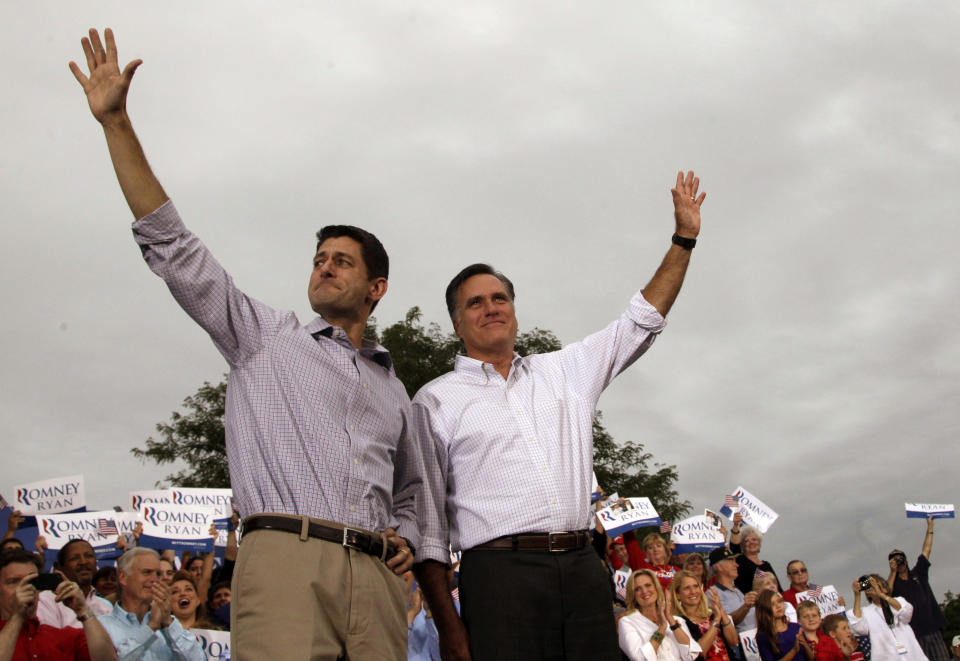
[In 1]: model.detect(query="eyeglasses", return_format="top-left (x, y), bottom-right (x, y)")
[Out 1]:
top-left (788, 568), bottom-right (808, 575)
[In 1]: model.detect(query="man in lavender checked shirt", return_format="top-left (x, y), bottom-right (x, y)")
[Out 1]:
top-left (413, 172), bottom-right (707, 661)
top-left (70, 28), bottom-right (421, 660)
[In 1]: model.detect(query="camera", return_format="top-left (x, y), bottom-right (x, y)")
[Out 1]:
top-left (894, 556), bottom-right (906, 566)
top-left (857, 576), bottom-right (872, 591)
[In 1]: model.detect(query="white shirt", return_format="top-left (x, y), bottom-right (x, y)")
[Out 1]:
top-left (848, 599), bottom-right (928, 661)
top-left (618, 611), bottom-right (702, 661)
top-left (413, 291), bottom-right (665, 562)
top-left (36, 586), bottom-right (113, 628)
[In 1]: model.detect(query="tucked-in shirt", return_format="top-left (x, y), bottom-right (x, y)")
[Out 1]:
top-left (413, 291), bottom-right (664, 561)
top-left (0, 617), bottom-right (89, 661)
top-left (132, 201), bottom-right (422, 546)
top-left (37, 587), bottom-right (113, 628)
top-left (98, 602), bottom-right (205, 661)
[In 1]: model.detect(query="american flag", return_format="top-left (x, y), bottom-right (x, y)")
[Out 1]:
top-left (809, 584), bottom-right (823, 598)
top-left (97, 518), bottom-right (119, 536)
top-left (724, 494), bottom-right (740, 508)
top-left (755, 569), bottom-right (767, 578)
top-left (660, 521), bottom-right (672, 534)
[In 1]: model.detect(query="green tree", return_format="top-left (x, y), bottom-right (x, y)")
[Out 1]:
top-left (131, 379), bottom-right (230, 488)
top-left (133, 306), bottom-right (691, 526)
top-left (942, 590), bottom-right (959, 651)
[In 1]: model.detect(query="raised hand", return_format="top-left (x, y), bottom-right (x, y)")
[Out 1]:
top-left (670, 170), bottom-right (706, 238)
top-left (54, 577), bottom-right (87, 616)
top-left (69, 28), bottom-right (142, 125)
top-left (148, 580), bottom-right (172, 631)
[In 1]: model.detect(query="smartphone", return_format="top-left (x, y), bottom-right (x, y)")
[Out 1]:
top-left (30, 573), bottom-right (63, 592)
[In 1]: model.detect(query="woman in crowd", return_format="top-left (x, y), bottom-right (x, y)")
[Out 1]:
top-left (92, 566), bottom-right (118, 605)
top-left (170, 570), bottom-right (215, 631)
top-left (641, 533), bottom-right (681, 590)
top-left (729, 522), bottom-right (782, 594)
top-left (682, 554), bottom-right (711, 589)
top-left (755, 589), bottom-right (807, 661)
top-left (669, 569), bottom-right (739, 661)
top-left (848, 575), bottom-right (925, 661)
top-left (618, 568), bottom-right (702, 661)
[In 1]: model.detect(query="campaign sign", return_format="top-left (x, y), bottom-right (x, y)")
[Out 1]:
top-left (193, 629), bottom-right (230, 660)
top-left (13, 475), bottom-right (86, 517)
top-left (718, 487), bottom-right (778, 534)
top-left (796, 585), bottom-right (845, 616)
top-left (740, 628), bottom-right (761, 661)
top-left (37, 511), bottom-right (124, 563)
top-left (597, 497), bottom-right (661, 537)
top-left (130, 489), bottom-right (172, 512)
top-left (139, 505), bottom-right (215, 552)
top-left (905, 503), bottom-right (955, 519)
top-left (671, 515), bottom-right (726, 553)
top-left (613, 567), bottom-right (631, 603)
top-left (170, 488), bottom-right (233, 521)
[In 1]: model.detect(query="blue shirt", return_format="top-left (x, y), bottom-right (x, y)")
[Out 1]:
top-left (98, 603), bottom-right (205, 661)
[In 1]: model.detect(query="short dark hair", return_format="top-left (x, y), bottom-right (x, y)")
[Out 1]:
top-left (821, 613), bottom-right (846, 634)
top-left (57, 539), bottom-right (95, 568)
top-left (0, 538), bottom-right (24, 553)
top-left (444, 263), bottom-right (516, 320)
top-left (0, 548), bottom-right (42, 573)
top-left (316, 225), bottom-right (389, 313)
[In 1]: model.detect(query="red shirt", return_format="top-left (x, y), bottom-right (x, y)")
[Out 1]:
top-left (0, 617), bottom-right (90, 661)
top-left (806, 630), bottom-right (843, 661)
top-left (782, 586), bottom-right (807, 607)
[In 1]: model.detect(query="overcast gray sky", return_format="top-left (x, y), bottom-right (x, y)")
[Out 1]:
top-left (2, 2), bottom-right (958, 600)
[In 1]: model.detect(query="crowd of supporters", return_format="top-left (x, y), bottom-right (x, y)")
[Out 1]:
top-left (1, 503), bottom-right (954, 661)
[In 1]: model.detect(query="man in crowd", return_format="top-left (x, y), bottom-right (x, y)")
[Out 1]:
top-left (98, 548), bottom-right (204, 660)
top-left (782, 559), bottom-right (812, 607)
top-left (950, 635), bottom-right (959, 661)
top-left (886, 517), bottom-right (949, 661)
top-left (0, 548), bottom-right (117, 661)
top-left (413, 171), bottom-right (707, 660)
top-left (70, 28), bottom-right (421, 659)
top-left (711, 547), bottom-right (757, 633)
top-left (37, 540), bottom-right (113, 628)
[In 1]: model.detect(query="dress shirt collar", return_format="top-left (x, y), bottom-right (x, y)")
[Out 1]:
top-left (306, 316), bottom-right (393, 370)
top-left (112, 601), bottom-right (151, 626)
top-left (453, 352), bottom-right (525, 383)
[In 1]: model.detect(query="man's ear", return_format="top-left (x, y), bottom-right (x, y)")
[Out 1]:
top-left (367, 277), bottom-right (388, 305)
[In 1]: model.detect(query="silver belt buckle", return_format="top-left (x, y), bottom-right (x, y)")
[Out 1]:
top-left (547, 531), bottom-right (568, 552)
top-left (342, 527), bottom-right (365, 551)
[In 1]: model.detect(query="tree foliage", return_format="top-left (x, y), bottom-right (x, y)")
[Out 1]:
top-left (131, 379), bottom-right (230, 488)
top-left (133, 307), bottom-right (690, 524)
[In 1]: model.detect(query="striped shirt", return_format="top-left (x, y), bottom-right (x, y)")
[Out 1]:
top-left (413, 291), bottom-right (665, 563)
top-left (133, 201), bottom-right (422, 547)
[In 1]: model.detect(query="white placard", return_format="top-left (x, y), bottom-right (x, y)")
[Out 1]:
top-left (719, 486), bottom-right (778, 534)
top-left (905, 503), bottom-right (954, 519)
top-left (795, 585), bottom-right (845, 616)
top-left (671, 515), bottom-right (726, 553)
top-left (193, 629), bottom-right (230, 660)
top-left (13, 475), bottom-right (85, 515)
top-left (597, 497), bottom-right (661, 537)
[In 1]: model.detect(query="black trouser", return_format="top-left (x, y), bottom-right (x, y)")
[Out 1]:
top-left (459, 544), bottom-right (621, 661)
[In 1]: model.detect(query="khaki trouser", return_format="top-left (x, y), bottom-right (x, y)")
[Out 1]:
top-left (230, 514), bottom-right (407, 661)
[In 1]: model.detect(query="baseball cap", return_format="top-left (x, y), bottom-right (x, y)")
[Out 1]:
top-left (709, 547), bottom-right (738, 565)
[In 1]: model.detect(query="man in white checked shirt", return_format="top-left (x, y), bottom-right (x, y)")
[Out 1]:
top-left (413, 171), bottom-right (707, 661)
top-left (71, 27), bottom-right (421, 661)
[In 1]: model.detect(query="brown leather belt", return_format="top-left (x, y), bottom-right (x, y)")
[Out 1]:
top-left (470, 530), bottom-right (591, 552)
top-left (243, 514), bottom-right (395, 562)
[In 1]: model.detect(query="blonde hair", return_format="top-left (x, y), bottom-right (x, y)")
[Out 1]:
top-left (669, 570), bottom-right (710, 620)
top-left (624, 569), bottom-right (664, 616)
top-left (642, 532), bottom-right (667, 551)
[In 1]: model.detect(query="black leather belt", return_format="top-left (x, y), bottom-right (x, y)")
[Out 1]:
top-left (470, 530), bottom-right (591, 552)
top-left (243, 515), bottom-right (395, 561)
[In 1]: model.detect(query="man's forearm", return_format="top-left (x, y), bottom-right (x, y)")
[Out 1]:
top-left (413, 561), bottom-right (461, 630)
top-left (101, 113), bottom-right (169, 220)
top-left (730, 602), bottom-right (751, 624)
top-left (921, 519), bottom-right (934, 559)
top-left (0, 613), bottom-right (24, 661)
top-left (641, 244), bottom-right (693, 317)
top-left (83, 617), bottom-right (119, 661)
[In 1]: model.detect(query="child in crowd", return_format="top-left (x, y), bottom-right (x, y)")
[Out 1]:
top-left (821, 614), bottom-right (864, 661)
top-left (796, 601), bottom-right (844, 661)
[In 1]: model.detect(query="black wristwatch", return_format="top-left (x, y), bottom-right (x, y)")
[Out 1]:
top-left (672, 233), bottom-right (697, 250)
